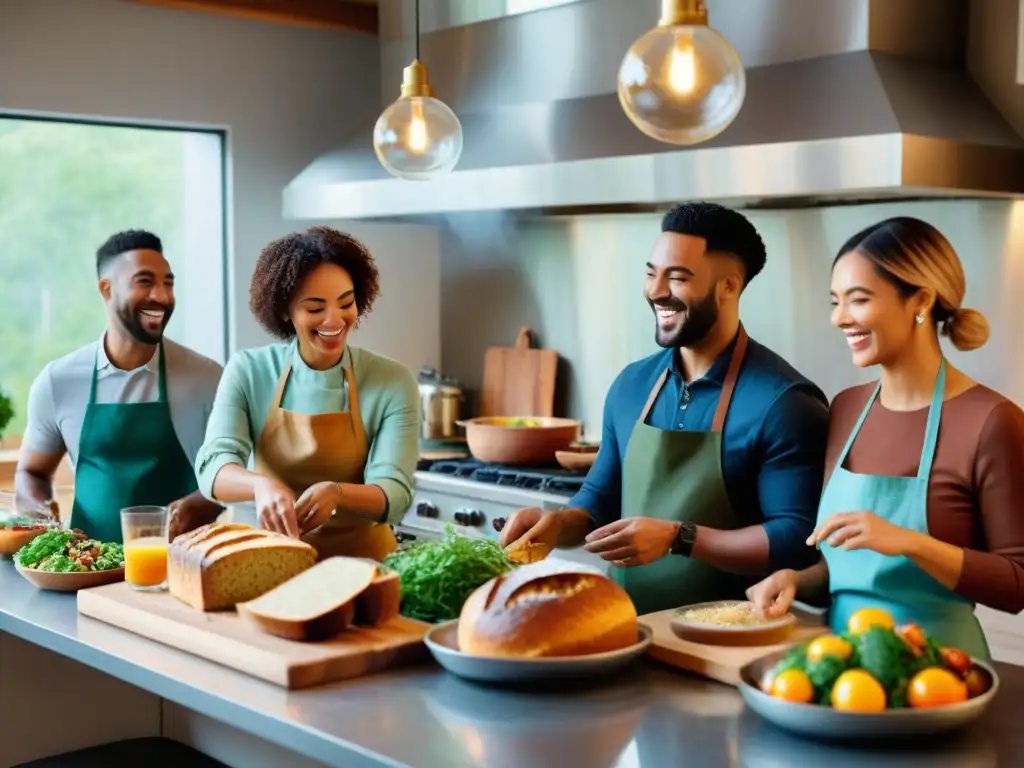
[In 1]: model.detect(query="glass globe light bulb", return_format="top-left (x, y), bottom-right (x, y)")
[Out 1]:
top-left (618, 10), bottom-right (746, 146)
top-left (373, 60), bottom-right (464, 181)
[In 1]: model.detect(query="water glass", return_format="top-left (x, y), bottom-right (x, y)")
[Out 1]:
top-left (121, 505), bottom-right (169, 591)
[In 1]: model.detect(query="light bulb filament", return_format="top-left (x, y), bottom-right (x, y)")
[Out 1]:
top-left (668, 36), bottom-right (697, 95)
top-left (408, 100), bottom-right (429, 154)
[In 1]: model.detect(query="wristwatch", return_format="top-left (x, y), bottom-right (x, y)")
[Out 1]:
top-left (670, 521), bottom-right (698, 557)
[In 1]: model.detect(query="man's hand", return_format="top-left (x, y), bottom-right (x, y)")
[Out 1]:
top-left (498, 507), bottom-right (564, 550)
top-left (584, 518), bottom-right (680, 566)
top-left (295, 482), bottom-right (343, 535)
top-left (167, 494), bottom-right (223, 541)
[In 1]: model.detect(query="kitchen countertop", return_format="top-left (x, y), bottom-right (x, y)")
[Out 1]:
top-left (1, 559), bottom-right (1021, 768)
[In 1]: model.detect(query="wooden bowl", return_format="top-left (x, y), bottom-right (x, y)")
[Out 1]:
top-left (458, 417), bottom-right (581, 466)
top-left (15, 560), bottom-right (125, 592)
top-left (555, 451), bottom-right (597, 472)
top-left (0, 527), bottom-right (50, 557)
top-left (671, 600), bottom-right (797, 646)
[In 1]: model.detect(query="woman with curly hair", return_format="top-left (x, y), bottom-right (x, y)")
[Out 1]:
top-left (194, 227), bottom-right (418, 560)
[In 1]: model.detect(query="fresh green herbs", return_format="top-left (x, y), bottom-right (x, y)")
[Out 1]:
top-left (383, 524), bottom-right (514, 623)
top-left (17, 529), bottom-right (124, 572)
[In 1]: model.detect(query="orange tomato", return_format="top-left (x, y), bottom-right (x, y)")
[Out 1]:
top-left (806, 634), bottom-right (853, 663)
top-left (908, 667), bottom-right (968, 708)
top-left (770, 669), bottom-right (814, 704)
top-left (847, 608), bottom-right (895, 636)
top-left (830, 669), bottom-right (887, 712)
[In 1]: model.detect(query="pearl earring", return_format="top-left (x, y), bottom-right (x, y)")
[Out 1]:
top-left (915, 314), bottom-right (925, 325)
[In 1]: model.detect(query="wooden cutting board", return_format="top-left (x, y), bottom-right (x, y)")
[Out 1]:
top-left (640, 608), bottom-right (829, 687)
top-left (479, 327), bottom-right (558, 418)
top-left (77, 582), bottom-right (430, 689)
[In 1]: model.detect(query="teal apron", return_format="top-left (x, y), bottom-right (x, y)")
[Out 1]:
top-left (612, 326), bottom-right (751, 616)
top-left (70, 342), bottom-right (199, 543)
top-left (819, 359), bottom-right (990, 660)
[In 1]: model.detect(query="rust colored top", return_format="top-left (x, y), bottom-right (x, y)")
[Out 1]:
top-left (825, 382), bottom-right (1024, 614)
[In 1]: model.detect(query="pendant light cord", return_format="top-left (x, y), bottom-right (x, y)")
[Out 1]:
top-left (415, 0), bottom-right (421, 61)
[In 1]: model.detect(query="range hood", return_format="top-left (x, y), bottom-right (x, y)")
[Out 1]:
top-left (284, 0), bottom-right (1024, 220)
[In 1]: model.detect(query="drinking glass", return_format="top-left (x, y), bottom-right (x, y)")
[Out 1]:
top-left (121, 505), bottom-right (169, 591)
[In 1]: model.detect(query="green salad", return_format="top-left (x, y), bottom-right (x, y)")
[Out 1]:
top-left (384, 524), bottom-right (514, 623)
top-left (17, 529), bottom-right (124, 573)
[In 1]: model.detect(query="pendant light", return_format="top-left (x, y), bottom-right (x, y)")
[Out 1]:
top-left (617, 0), bottom-right (746, 146)
top-left (373, 0), bottom-right (464, 180)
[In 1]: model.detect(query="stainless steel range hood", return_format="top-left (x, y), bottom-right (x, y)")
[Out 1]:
top-left (284, 0), bottom-right (1024, 220)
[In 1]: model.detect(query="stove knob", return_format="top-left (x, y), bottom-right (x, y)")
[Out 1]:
top-left (416, 501), bottom-right (438, 518)
top-left (454, 511), bottom-right (467, 525)
top-left (469, 510), bottom-right (485, 527)
top-left (493, 517), bottom-right (507, 532)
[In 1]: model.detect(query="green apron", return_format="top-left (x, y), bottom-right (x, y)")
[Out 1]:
top-left (612, 326), bottom-right (751, 615)
top-left (819, 358), bottom-right (990, 660)
top-left (70, 341), bottom-right (199, 543)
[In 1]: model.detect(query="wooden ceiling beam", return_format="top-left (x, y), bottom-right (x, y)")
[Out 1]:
top-left (123, 0), bottom-right (379, 36)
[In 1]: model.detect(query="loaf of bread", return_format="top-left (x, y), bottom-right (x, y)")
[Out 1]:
top-left (458, 559), bottom-right (638, 658)
top-left (236, 557), bottom-right (377, 641)
top-left (168, 523), bottom-right (317, 611)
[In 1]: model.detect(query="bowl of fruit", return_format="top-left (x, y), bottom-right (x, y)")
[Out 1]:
top-left (738, 607), bottom-right (999, 740)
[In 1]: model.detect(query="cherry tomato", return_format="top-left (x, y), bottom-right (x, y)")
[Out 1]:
top-left (940, 647), bottom-right (972, 676)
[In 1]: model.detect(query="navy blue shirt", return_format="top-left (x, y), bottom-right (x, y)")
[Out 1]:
top-left (568, 334), bottom-right (829, 572)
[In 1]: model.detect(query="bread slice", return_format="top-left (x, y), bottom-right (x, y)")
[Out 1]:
top-left (458, 559), bottom-right (637, 658)
top-left (350, 559), bottom-right (401, 628)
top-left (168, 523), bottom-right (317, 611)
top-left (505, 540), bottom-right (552, 565)
top-left (236, 557), bottom-right (377, 641)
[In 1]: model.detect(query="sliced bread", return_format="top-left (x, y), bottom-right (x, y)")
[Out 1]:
top-left (168, 523), bottom-right (317, 611)
top-left (351, 560), bottom-right (401, 628)
top-left (236, 557), bottom-right (377, 641)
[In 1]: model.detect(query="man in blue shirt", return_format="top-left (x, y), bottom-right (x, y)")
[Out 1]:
top-left (500, 202), bottom-right (829, 614)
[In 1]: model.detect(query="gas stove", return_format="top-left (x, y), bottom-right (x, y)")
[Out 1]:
top-left (396, 458), bottom-right (607, 572)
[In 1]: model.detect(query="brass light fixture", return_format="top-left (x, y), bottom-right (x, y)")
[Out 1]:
top-left (373, 0), bottom-right (464, 180)
top-left (618, 0), bottom-right (746, 145)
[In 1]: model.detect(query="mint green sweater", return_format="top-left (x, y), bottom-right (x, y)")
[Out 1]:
top-left (195, 341), bottom-right (419, 524)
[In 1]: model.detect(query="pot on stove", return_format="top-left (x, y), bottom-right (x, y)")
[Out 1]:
top-left (418, 366), bottom-right (463, 440)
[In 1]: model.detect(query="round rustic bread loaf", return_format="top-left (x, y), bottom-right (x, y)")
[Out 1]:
top-left (457, 559), bottom-right (638, 658)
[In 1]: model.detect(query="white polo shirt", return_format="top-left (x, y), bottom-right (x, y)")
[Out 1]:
top-left (23, 335), bottom-right (224, 471)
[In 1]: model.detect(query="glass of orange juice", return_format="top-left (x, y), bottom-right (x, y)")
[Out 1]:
top-left (121, 505), bottom-right (169, 591)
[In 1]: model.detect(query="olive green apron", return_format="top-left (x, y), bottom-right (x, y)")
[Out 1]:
top-left (612, 327), bottom-right (750, 615)
top-left (71, 342), bottom-right (199, 543)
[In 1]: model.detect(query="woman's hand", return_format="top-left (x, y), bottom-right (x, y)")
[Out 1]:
top-left (807, 511), bottom-right (916, 557)
top-left (295, 482), bottom-right (342, 534)
top-left (254, 477), bottom-right (298, 537)
top-left (746, 569), bottom-right (799, 618)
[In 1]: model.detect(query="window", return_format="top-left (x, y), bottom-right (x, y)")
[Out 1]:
top-left (0, 116), bottom-right (227, 438)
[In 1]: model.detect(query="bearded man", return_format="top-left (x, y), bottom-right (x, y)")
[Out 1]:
top-left (500, 203), bottom-right (830, 614)
top-left (16, 230), bottom-right (224, 542)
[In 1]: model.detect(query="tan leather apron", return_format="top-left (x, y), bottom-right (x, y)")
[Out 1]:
top-left (253, 354), bottom-right (397, 561)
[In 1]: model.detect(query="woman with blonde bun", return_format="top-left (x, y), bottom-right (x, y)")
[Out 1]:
top-left (747, 216), bottom-right (1024, 660)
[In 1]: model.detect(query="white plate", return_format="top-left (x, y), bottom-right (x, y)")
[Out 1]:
top-left (424, 620), bottom-right (653, 684)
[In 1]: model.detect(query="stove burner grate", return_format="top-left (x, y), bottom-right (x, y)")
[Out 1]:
top-left (418, 458), bottom-right (585, 496)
